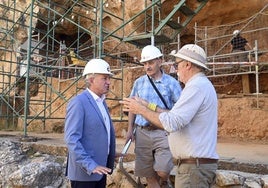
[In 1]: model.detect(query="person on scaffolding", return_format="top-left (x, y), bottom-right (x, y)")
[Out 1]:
top-left (125, 45), bottom-right (182, 188)
top-left (231, 30), bottom-right (252, 62)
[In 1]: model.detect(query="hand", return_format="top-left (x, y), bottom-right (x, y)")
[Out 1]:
top-left (125, 128), bottom-right (135, 144)
top-left (119, 97), bottom-right (147, 114)
top-left (115, 152), bottom-right (125, 158)
top-left (92, 166), bottom-right (111, 175)
top-left (134, 96), bottom-right (149, 106)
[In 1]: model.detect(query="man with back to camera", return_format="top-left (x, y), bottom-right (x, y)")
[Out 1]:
top-left (125, 45), bottom-right (182, 188)
top-left (231, 30), bottom-right (252, 62)
top-left (121, 44), bottom-right (219, 188)
top-left (64, 59), bottom-right (116, 188)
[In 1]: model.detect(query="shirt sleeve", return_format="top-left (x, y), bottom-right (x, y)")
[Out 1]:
top-left (159, 85), bottom-right (204, 132)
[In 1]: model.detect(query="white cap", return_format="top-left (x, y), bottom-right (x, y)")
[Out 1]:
top-left (233, 30), bottom-right (240, 36)
top-left (170, 44), bottom-right (208, 70)
top-left (140, 45), bottom-right (163, 63)
top-left (82, 59), bottom-right (113, 76)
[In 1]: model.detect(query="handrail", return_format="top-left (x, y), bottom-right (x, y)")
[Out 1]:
top-left (118, 128), bottom-right (145, 188)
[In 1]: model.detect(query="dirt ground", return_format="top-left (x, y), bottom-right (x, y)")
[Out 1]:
top-left (0, 131), bottom-right (268, 166)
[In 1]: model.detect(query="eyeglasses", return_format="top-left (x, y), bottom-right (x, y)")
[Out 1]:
top-left (173, 60), bottom-right (184, 70)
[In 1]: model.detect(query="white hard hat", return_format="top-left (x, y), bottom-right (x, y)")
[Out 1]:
top-left (170, 44), bottom-right (208, 70)
top-left (140, 45), bottom-right (163, 63)
top-left (82, 58), bottom-right (113, 76)
top-left (233, 30), bottom-right (240, 36)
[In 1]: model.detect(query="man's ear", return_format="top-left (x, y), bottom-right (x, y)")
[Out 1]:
top-left (87, 76), bottom-right (95, 85)
top-left (186, 62), bottom-right (192, 69)
top-left (157, 58), bottom-right (163, 65)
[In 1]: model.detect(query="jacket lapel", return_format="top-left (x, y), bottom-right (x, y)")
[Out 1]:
top-left (84, 91), bottom-right (106, 126)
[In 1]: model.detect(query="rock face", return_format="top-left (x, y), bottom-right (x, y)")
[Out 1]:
top-left (0, 139), bottom-right (67, 188)
top-left (7, 0), bottom-right (268, 43)
top-left (0, 139), bottom-right (267, 188)
top-left (218, 96), bottom-right (268, 142)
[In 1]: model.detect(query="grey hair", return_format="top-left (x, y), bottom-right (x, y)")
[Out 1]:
top-left (189, 61), bottom-right (207, 73)
top-left (84, 73), bottom-right (95, 88)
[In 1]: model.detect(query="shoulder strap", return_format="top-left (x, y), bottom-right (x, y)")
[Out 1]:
top-left (147, 75), bottom-right (169, 109)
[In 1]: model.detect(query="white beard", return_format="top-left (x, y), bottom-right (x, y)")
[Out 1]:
top-left (177, 73), bottom-right (180, 81)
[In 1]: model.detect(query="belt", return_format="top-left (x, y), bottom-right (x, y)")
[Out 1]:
top-left (177, 158), bottom-right (218, 166)
top-left (136, 124), bottom-right (159, 131)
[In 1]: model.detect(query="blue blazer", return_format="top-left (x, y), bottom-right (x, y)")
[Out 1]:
top-left (64, 90), bottom-right (116, 181)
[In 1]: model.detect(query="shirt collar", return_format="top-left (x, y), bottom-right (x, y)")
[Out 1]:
top-left (149, 71), bottom-right (165, 83)
top-left (187, 72), bottom-right (205, 84)
top-left (87, 88), bottom-right (105, 102)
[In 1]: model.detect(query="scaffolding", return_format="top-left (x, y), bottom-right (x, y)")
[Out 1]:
top-left (193, 4), bottom-right (268, 108)
top-left (0, 0), bottom-right (209, 135)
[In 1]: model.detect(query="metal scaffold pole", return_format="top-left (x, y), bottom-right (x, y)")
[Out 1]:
top-left (98, 0), bottom-right (104, 58)
top-left (254, 40), bottom-right (260, 108)
top-left (23, 0), bottom-right (35, 137)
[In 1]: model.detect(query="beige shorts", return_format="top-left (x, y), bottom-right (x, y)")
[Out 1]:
top-left (134, 126), bottom-right (174, 177)
top-left (175, 163), bottom-right (217, 188)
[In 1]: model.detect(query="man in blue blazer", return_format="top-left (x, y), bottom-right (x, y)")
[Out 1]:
top-left (64, 58), bottom-right (116, 188)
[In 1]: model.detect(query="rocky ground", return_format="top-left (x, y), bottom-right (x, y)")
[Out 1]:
top-left (0, 131), bottom-right (268, 188)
